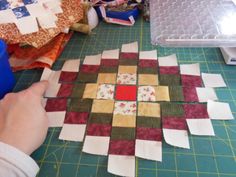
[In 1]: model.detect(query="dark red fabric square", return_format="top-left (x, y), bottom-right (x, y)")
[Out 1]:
top-left (80, 65), bottom-right (100, 73)
top-left (59, 71), bottom-right (78, 82)
top-left (183, 104), bottom-right (209, 119)
top-left (181, 75), bottom-right (202, 87)
top-left (159, 66), bottom-right (179, 75)
top-left (86, 123), bottom-right (112, 136)
top-left (101, 59), bottom-right (119, 67)
top-left (115, 85), bottom-right (137, 101)
top-left (162, 117), bottom-right (188, 130)
top-left (64, 112), bottom-right (89, 124)
top-left (45, 98), bottom-right (67, 112)
top-left (120, 52), bottom-right (138, 60)
top-left (183, 87), bottom-right (199, 102)
top-left (109, 140), bottom-right (135, 155)
top-left (57, 84), bottom-right (73, 97)
top-left (139, 60), bottom-right (158, 68)
top-left (136, 127), bottom-right (162, 141)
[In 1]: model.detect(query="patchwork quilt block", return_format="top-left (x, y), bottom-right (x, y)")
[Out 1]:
top-left (40, 42), bottom-right (234, 177)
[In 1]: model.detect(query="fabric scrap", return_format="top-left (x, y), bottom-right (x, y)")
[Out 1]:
top-left (70, 84), bottom-right (86, 98)
top-left (45, 98), bottom-right (67, 112)
top-left (68, 98), bottom-right (93, 112)
top-left (158, 54), bottom-right (178, 66)
top-left (57, 83), bottom-right (73, 97)
top-left (138, 74), bottom-right (159, 85)
top-left (109, 140), bottom-right (135, 155)
top-left (59, 71), bottom-right (78, 82)
top-left (83, 83), bottom-right (98, 99)
top-left (111, 127), bottom-right (135, 140)
top-left (138, 86), bottom-right (156, 102)
top-left (86, 123), bottom-right (112, 136)
top-left (77, 72), bottom-right (98, 83)
top-left (181, 75), bottom-right (202, 87)
top-left (80, 65), bottom-right (100, 73)
top-left (112, 115), bottom-right (136, 128)
top-left (89, 113), bottom-right (113, 125)
top-left (59, 124), bottom-right (86, 142)
top-left (91, 99), bottom-right (114, 113)
top-left (83, 54), bottom-right (101, 65)
top-left (159, 66), bottom-right (179, 75)
top-left (183, 104), bottom-right (209, 119)
top-left (117, 73), bottom-right (137, 85)
top-left (169, 86), bottom-right (184, 102)
top-left (138, 102), bottom-right (160, 117)
top-left (118, 66), bottom-right (137, 74)
top-left (115, 85), bottom-right (137, 101)
top-left (64, 112), bottom-right (89, 124)
top-left (96, 84), bottom-right (115, 100)
top-left (154, 86), bottom-right (170, 101)
top-left (159, 74), bottom-right (181, 86)
top-left (136, 127), bottom-right (162, 141)
top-left (202, 73), bottom-right (226, 88)
top-left (97, 73), bottom-right (117, 84)
top-left (161, 103), bottom-right (184, 117)
top-left (137, 116), bottom-right (161, 128)
top-left (187, 119), bottom-right (215, 136)
top-left (182, 86), bottom-right (199, 102)
top-left (114, 101), bottom-right (137, 115)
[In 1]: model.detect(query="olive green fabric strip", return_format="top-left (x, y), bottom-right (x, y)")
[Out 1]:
top-left (119, 59), bottom-right (137, 66)
top-left (99, 66), bottom-right (118, 73)
top-left (169, 86), bottom-right (184, 101)
top-left (71, 84), bottom-right (86, 98)
top-left (161, 103), bottom-right (184, 117)
top-left (111, 127), bottom-right (136, 140)
top-left (138, 67), bottom-right (158, 74)
top-left (68, 98), bottom-right (93, 112)
top-left (88, 113), bottom-right (113, 124)
top-left (77, 73), bottom-right (98, 83)
top-left (137, 116), bottom-right (161, 128)
top-left (159, 74), bottom-right (181, 86)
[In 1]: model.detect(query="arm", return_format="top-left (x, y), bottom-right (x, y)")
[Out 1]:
top-left (0, 81), bottom-right (48, 177)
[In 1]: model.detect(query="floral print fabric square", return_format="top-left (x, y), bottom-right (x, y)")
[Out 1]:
top-left (117, 73), bottom-right (136, 85)
top-left (138, 86), bottom-right (156, 102)
top-left (96, 84), bottom-right (115, 100)
top-left (114, 101), bottom-right (137, 115)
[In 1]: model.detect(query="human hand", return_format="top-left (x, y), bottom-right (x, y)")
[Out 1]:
top-left (0, 81), bottom-right (49, 155)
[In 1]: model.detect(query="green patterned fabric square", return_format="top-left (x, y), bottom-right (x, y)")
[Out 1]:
top-left (161, 103), bottom-right (184, 117)
top-left (71, 84), bottom-right (86, 98)
top-left (111, 127), bottom-right (135, 140)
top-left (99, 66), bottom-right (118, 73)
top-left (119, 59), bottom-right (137, 66)
top-left (137, 116), bottom-right (161, 128)
top-left (68, 98), bottom-right (93, 112)
top-left (88, 113), bottom-right (113, 124)
top-left (169, 86), bottom-right (184, 101)
top-left (159, 74), bottom-right (181, 86)
top-left (77, 72), bottom-right (98, 83)
top-left (138, 67), bottom-right (158, 74)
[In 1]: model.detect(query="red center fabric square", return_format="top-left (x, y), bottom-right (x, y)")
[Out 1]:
top-left (115, 85), bottom-right (137, 101)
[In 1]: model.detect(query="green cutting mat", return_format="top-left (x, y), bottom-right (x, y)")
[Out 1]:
top-left (13, 17), bottom-right (236, 177)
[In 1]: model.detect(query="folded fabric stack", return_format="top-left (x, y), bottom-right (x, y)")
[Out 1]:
top-left (0, 0), bottom-right (83, 71)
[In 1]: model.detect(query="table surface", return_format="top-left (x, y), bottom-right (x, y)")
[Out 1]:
top-left (14, 17), bottom-right (236, 177)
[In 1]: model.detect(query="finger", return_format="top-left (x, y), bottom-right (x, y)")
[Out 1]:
top-left (27, 80), bottom-right (49, 96)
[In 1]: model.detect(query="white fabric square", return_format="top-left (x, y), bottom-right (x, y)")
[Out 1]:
top-left (207, 100), bottom-right (234, 120)
top-left (158, 54), bottom-right (178, 66)
top-left (187, 119), bottom-right (215, 136)
top-left (40, 68), bottom-right (61, 84)
top-left (37, 14), bottom-right (57, 29)
top-left (26, 3), bottom-right (48, 17)
top-left (62, 59), bottom-right (80, 72)
top-left (139, 50), bottom-right (157, 60)
top-left (138, 86), bottom-right (156, 102)
top-left (180, 63), bottom-right (200, 76)
top-left (114, 101), bottom-right (137, 115)
top-left (83, 54), bottom-right (101, 65)
top-left (59, 124), bottom-right (86, 142)
top-left (15, 16), bottom-right (39, 35)
top-left (121, 41), bottom-right (138, 53)
top-left (135, 139), bottom-right (162, 161)
top-left (47, 111), bottom-right (66, 127)
top-left (117, 73), bottom-right (137, 85)
top-left (163, 129), bottom-right (190, 149)
top-left (96, 84), bottom-right (115, 100)
top-left (0, 9), bottom-right (17, 23)
top-left (108, 155), bottom-right (135, 177)
top-left (196, 87), bottom-right (218, 102)
top-left (102, 49), bottom-right (119, 59)
top-left (83, 136), bottom-right (110, 155)
top-left (202, 73), bottom-right (227, 88)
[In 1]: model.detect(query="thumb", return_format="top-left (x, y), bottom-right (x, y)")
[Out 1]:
top-left (27, 80), bottom-right (49, 97)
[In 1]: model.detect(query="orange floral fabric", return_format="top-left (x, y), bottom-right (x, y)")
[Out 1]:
top-left (0, 0), bottom-right (83, 48)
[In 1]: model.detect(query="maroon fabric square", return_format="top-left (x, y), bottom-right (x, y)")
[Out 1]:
top-left (181, 75), bottom-right (202, 87)
top-left (120, 52), bottom-right (138, 60)
top-left (45, 98), bottom-right (67, 112)
top-left (109, 140), bottom-right (135, 155)
top-left (159, 66), bottom-right (179, 75)
top-left (64, 112), bottom-right (89, 124)
top-left (101, 59), bottom-right (119, 67)
top-left (80, 65), bottom-right (100, 73)
top-left (57, 84), bottom-right (73, 97)
top-left (86, 123), bottom-right (112, 136)
top-left (183, 104), bottom-right (209, 119)
top-left (59, 71), bottom-right (78, 82)
top-left (162, 117), bottom-right (188, 130)
top-left (136, 127), bottom-right (162, 141)
top-left (183, 87), bottom-right (199, 102)
top-left (139, 60), bottom-right (158, 68)
top-left (115, 85), bottom-right (137, 101)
